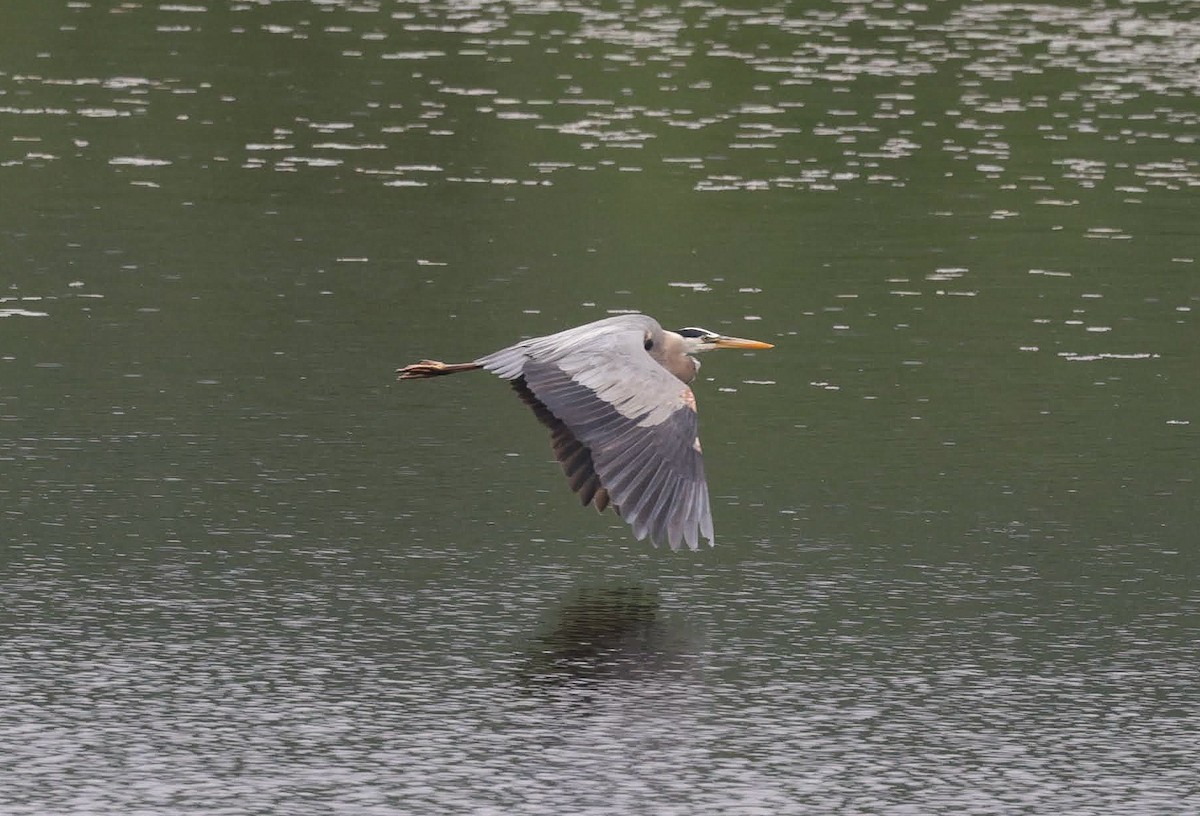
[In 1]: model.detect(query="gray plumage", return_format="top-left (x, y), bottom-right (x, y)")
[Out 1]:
top-left (397, 313), bottom-right (773, 551)
top-left (478, 315), bottom-right (711, 550)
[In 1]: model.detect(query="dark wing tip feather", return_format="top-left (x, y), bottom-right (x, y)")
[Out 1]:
top-left (511, 377), bottom-right (611, 514)
top-left (594, 488), bottom-right (611, 513)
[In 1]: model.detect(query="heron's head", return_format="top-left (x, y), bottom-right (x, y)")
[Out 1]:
top-left (674, 326), bottom-right (775, 355)
top-left (647, 325), bottom-right (773, 383)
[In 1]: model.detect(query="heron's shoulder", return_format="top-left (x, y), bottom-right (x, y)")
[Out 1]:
top-left (530, 313), bottom-right (660, 351)
top-left (560, 313), bottom-right (660, 336)
top-left (475, 313), bottom-right (661, 378)
top-left (597, 312), bottom-right (660, 330)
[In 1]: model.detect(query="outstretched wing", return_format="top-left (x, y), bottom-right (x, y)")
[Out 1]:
top-left (477, 315), bottom-right (714, 550)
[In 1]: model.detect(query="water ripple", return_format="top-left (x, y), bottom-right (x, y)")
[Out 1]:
top-left (1, 0), bottom-right (1195, 195)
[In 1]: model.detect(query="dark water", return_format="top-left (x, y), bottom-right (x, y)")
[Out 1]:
top-left (3, 1), bottom-right (1198, 813)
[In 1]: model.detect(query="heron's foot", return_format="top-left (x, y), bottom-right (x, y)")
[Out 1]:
top-left (396, 360), bottom-right (480, 380)
top-left (396, 360), bottom-right (449, 379)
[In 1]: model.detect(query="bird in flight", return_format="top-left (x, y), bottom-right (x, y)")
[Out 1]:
top-left (396, 314), bottom-right (773, 550)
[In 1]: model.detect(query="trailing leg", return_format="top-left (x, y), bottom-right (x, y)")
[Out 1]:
top-left (396, 360), bottom-right (482, 380)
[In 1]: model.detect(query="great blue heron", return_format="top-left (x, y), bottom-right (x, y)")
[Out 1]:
top-left (396, 313), bottom-right (773, 550)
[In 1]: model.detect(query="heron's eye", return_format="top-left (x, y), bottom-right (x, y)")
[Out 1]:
top-left (644, 336), bottom-right (654, 351)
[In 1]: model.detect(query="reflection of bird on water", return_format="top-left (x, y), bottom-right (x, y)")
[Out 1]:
top-left (521, 585), bottom-right (687, 684)
top-left (397, 314), bottom-right (773, 550)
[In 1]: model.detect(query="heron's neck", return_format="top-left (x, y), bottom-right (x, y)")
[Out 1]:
top-left (675, 355), bottom-right (700, 383)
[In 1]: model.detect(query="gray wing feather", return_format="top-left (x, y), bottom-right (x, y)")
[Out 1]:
top-left (477, 315), bottom-right (713, 550)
